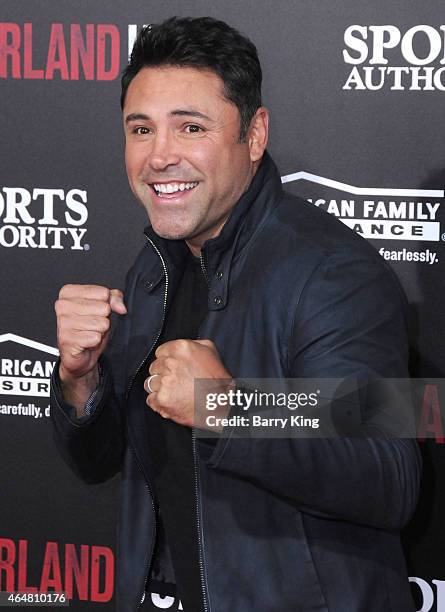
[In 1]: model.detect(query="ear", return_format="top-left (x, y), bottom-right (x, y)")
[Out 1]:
top-left (248, 107), bottom-right (269, 162)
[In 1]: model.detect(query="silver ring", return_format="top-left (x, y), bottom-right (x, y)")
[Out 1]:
top-left (146, 374), bottom-right (159, 393)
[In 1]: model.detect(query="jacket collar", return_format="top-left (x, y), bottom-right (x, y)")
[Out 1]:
top-left (143, 151), bottom-right (283, 310)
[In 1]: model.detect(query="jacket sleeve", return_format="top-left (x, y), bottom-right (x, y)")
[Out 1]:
top-left (199, 252), bottom-right (421, 531)
top-left (50, 352), bottom-right (125, 484)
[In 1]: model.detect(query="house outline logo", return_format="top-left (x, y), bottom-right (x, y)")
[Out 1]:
top-left (280, 171), bottom-right (444, 198)
top-left (0, 333), bottom-right (59, 356)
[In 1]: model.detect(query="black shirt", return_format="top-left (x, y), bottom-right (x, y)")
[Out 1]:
top-left (145, 251), bottom-right (207, 612)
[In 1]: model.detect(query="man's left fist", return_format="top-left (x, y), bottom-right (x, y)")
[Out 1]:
top-left (144, 339), bottom-right (233, 427)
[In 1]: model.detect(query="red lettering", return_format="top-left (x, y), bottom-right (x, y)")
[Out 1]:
top-left (17, 540), bottom-right (37, 593)
top-left (64, 544), bottom-right (89, 600)
top-left (46, 24), bottom-right (69, 80)
top-left (40, 542), bottom-right (63, 592)
top-left (70, 24), bottom-right (94, 80)
top-left (418, 384), bottom-right (444, 444)
top-left (90, 546), bottom-right (114, 602)
top-left (0, 23), bottom-right (21, 78)
top-left (0, 538), bottom-right (15, 591)
top-left (24, 23), bottom-right (44, 78)
top-left (96, 25), bottom-right (120, 80)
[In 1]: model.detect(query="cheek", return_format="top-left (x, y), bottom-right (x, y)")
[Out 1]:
top-left (125, 146), bottom-right (146, 179)
top-left (187, 140), bottom-right (221, 173)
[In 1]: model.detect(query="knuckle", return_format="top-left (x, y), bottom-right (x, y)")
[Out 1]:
top-left (87, 331), bottom-right (102, 346)
top-left (99, 316), bottom-right (111, 332)
top-left (55, 299), bottom-right (72, 317)
top-left (149, 360), bottom-right (158, 375)
top-left (99, 286), bottom-right (111, 301)
top-left (175, 339), bottom-right (189, 353)
top-left (101, 301), bottom-right (112, 316)
top-left (164, 357), bottom-right (175, 370)
top-left (157, 388), bottom-right (168, 405)
top-left (163, 374), bottom-right (175, 389)
top-left (56, 313), bottom-right (69, 330)
top-left (59, 284), bottom-right (73, 298)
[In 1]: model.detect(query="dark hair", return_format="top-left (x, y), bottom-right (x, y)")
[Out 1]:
top-left (121, 16), bottom-right (262, 141)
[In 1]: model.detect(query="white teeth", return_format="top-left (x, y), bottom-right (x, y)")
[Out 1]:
top-left (152, 181), bottom-right (198, 195)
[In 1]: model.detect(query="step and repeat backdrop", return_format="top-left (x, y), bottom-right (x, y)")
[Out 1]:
top-left (1, 1), bottom-right (444, 610)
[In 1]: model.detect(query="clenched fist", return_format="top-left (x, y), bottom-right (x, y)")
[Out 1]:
top-left (55, 284), bottom-right (127, 414)
top-left (145, 339), bottom-right (233, 428)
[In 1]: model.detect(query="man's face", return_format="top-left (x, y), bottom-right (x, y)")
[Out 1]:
top-left (123, 65), bottom-right (267, 253)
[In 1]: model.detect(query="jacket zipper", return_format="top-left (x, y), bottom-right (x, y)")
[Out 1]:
top-left (134, 447), bottom-right (156, 609)
top-left (193, 255), bottom-right (210, 611)
top-left (199, 251), bottom-right (209, 285)
top-left (124, 235), bottom-right (169, 610)
top-left (192, 428), bottom-right (210, 611)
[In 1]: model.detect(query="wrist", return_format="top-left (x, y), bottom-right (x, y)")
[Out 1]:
top-left (59, 363), bottom-right (100, 390)
top-left (59, 363), bottom-right (100, 415)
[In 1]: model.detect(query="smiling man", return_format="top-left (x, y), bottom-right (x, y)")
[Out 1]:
top-left (124, 66), bottom-right (265, 253)
top-left (51, 16), bottom-right (420, 612)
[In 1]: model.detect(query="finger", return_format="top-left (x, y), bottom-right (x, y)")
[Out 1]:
top-left (110, 289), bottom-right (127, 315)
top-left (55, 298), bottom-right (111, 317)
top-left (148, 357), bottom-right (169, 375)
top-left (59, 284), bottom-right (111, 301)
top-left (60, 330), bottom-right (104, 353)
top-left (155, 338), bottom-right (190, 358)
top-left (146, 394), bottom-right (170, 419)
top-left (60, 315), bottom-right (111, 335)
top-left (144, 374), bottom-right (161, 394)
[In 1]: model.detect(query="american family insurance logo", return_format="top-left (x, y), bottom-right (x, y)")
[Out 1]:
top-left (0, 334), bottom-right (58, 418)
top-left (282, 172), bottom-right (443, 264)
top-left (343, 25), bottom-right (445, 90)
top-left (0, 23), bottom-right (148, 80)
top-left (0, 186), bottom-right (89, 250)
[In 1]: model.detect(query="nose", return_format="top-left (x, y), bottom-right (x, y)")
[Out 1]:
top-left (147, 128), bottom-right (181, 172)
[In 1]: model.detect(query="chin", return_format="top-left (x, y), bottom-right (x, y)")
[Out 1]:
top-left (150, 222), bottom-right (193, 241)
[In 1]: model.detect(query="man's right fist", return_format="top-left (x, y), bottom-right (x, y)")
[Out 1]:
top-left (55, 284), bottom-right (127, 383)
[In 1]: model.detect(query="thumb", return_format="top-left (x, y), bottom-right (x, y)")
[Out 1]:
top-left (109, 289), bottom-right (127, 315)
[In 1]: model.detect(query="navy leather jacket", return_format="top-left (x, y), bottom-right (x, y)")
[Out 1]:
top-left (51, 153), bottom-right (421, 611)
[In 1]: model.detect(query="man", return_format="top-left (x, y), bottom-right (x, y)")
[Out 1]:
top-left (51, 16), bottom-right (421, 612)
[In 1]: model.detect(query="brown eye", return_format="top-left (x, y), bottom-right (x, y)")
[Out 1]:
top-left (185, 124), bottom-right (203, 133)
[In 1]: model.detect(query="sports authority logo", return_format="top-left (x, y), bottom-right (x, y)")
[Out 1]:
top-left (343, 25), bottom-right (445, 90)
top-left (0, 333), bottom-right (58, 418)
top-left (0, 187), bottom-right (89, 250)
top-left (409, 577), bottom-right (445, 611)
top-left (281, 172), bottom-right (442, 264)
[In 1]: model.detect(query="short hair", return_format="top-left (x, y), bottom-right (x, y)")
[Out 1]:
top-left (121, 16), bottom-right (262, 142)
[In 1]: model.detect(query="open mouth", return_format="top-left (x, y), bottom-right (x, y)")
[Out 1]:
top-left (151, 181), bottom-right (199, 197)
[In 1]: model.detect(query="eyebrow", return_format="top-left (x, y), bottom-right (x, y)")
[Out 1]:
top-left (125, 109), bottom-right (213, 123)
